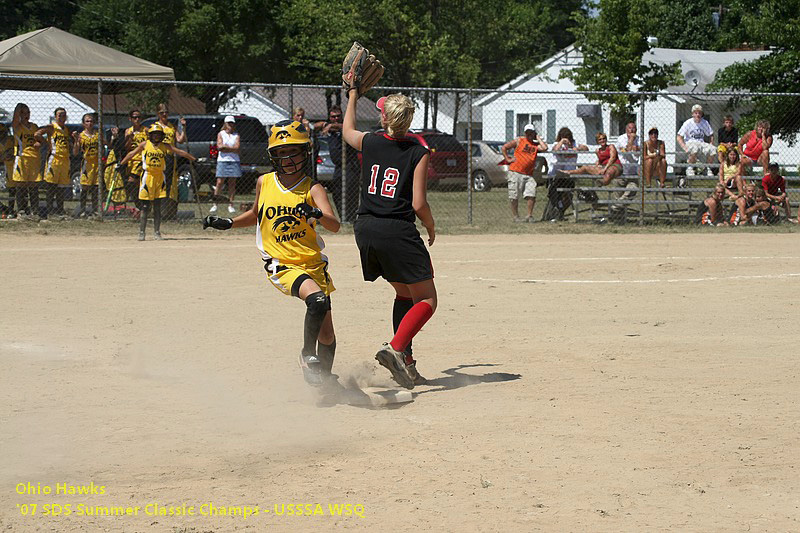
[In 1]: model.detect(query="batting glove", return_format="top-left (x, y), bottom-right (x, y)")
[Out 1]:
top-left (296, 202), bottom-right (323, 220)
top-left (203, 216), bottom-right (233, 230)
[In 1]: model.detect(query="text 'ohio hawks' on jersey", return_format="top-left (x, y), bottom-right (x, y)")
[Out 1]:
top-left (256, 173), bottom-right (327, 265)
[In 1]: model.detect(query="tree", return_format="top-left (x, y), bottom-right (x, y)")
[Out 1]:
top-left (708, 0), bottom-right (800, 143)
top-left (564, 0), bottom-right (683, 114)
top-left (0, 2), bottom-right (78, 41)
top-left (71, 0), bottom-right (283, 112)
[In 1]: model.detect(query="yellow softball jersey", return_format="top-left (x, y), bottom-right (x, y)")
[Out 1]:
top-left (79, 130), bottom-right (99, 163)
top-left (126, 127), bottom-right (148, 176)
top-left (1, 134), bottom-right (14, 186)
top-left (12, 122), bottom-right (40, 182)
top-left (256, 173), bottom-right (326, 265)
top-left (44, 122), bottom-right (71, 185)
top-left (139, 140), bottom-right (167, 200)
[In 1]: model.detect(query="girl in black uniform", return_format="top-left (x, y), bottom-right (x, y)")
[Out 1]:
top-left (343, 91), bottom-right (437, 390)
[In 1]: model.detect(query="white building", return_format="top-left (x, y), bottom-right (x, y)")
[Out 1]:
top-left (474, 45), bottom-right (794, 166)
top-left (0, 89), bottom-right (93, 125)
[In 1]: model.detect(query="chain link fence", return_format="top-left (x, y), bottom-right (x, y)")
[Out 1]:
top-left (2, 75), bottom-right (798, 228)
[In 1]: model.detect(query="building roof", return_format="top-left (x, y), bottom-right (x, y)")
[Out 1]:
top-left (645, 47), bottom-right (768, 92)
top-left (253, 87), bottom-right (380, 122)
top-left (476, 44), bottom-right (770, 106)
top-left (69, 86), bottom-right (205, 115)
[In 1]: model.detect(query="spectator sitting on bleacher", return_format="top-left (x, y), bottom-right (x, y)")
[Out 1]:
top-left (561, 132), bottom-right (635, 204)
top-left (761, 163), bottom-right (794, 222)
top-left (719, 148), bottom-right (744, 201)
top-left (549, 127), bottom-right (588, 175)
top-left (677, 104), bottom-right (715, 177)
top-left (615, 122), bottom-right (640, 176)
top-left (729, 183), bottom-right (763, 226)
top-left (716, 115), bottom-right (739, 166)
top-left (642, 126), bottom-right (666, 188)
top-left (696, 184), bottom-right (727, 226)
top-left (738, 120), bottom-right (772, 172)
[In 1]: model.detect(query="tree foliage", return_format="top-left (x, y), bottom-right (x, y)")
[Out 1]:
top-left (564, 0), bottom-right (683, 114)
top-left (708, 0), bottom-right (800, 143)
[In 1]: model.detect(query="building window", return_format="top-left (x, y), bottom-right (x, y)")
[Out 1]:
top-left (517, 114), bottom-right (542, 137)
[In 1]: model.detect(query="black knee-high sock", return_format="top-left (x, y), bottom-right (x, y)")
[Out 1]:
top-left (28, 185), bottom-right (39, 216)
top-left (79, 189), bottom-right (87, 215)
top-left (303, 291), bottom-right (328, 357)
top-left (152, 198), bottom-right (162, 232)
top-left (393, 296), bottom-right (414, 358)
top-left (317, 339), bottom-right (336, 374)
top-left (56, 187), bottom-right (65, 214)
top-left (15, 187), bottom-right (27, 214)
top-left (8, 187), bottom-right (15, 212)
top-left (45, 182), bottom-right (56, 214)
top-left (139, 202), bottom-right (150, 233)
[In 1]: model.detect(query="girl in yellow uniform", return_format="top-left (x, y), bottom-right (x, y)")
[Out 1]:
top-left (72, 113), bottom-right (101, 216)
top-left (11, 103), bottom-right (41, 219)
top-left (118, 123), bottom-right (196, 240)
top-left (124, 109), bottom-right (148, 208)
top-left (203, 120), bottom-right (341, 387)
top-left (0, 124), bottom-right (15, 215)
top-left (154, 103), bottom-right (186, 205)
top-left (35, 107), bottom-right (72, 217)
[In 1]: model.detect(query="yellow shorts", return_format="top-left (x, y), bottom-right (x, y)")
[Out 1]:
top-left (44, 156), bottom-right (71, 185)
top-left (266, 260), bottom-right (335, 297)
top-left (80, 162), bottom-right (99, 186)
top-left (12, 156), bottom-right (40, 183)
top-left (139, 168), bottom-right (166, 201)
top-left (168, 168), bottom-right (178, 201)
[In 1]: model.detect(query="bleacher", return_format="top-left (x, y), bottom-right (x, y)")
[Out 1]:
top-left (549, 150), bottom-right (799, 224)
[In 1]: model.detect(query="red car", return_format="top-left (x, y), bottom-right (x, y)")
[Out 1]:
top-left (372, 129), bottom-right (468, 189)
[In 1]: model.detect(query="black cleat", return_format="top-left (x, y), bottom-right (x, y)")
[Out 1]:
top-left (375, 342), bottom-right (414, 390)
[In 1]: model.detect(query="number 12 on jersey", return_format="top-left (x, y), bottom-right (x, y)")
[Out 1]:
top-left (368, 164), bottom-right (399, 198)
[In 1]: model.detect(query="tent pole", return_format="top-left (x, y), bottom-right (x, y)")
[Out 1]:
top-left (97, 79), bottom-right (105, 220)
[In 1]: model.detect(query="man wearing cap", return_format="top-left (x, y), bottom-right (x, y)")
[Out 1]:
top-left (502, 124), bottom-right (548, 222)
top-left (320, 104), bottom-right (360, 223)
top-left (211, 115), bottom-right (241, 214)
top-left (677, 104), bottom-right (716, 177)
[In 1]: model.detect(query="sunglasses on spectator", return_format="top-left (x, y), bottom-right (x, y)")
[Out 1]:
top-left (131, 115), bottom-right (142, 119)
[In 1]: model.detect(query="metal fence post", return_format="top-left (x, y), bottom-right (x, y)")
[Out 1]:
top-left (639, 94), bottom-right (645, 226)
top-left (97, 79), bottom-right (104, 220)
top-left (467, 89), bottom-right (473, 225)
top-left (288, 83), bottom-right (294, 118)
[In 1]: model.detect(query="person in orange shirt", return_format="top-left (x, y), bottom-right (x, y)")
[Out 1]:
top-left (502, 124), bottom-right (548, 222)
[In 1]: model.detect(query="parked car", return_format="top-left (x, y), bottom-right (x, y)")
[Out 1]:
top-left (463, 140), bottom-right (508, 192)
top-left (372, 129), bottom-right (467, 189)
top-left (314, 136), bottom-right (335, 184)
top-left (142, 114), bottom-right (271, 195)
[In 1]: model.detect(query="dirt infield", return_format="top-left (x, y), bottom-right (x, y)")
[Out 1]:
top-left (2, 231), bottom-right (798, 531)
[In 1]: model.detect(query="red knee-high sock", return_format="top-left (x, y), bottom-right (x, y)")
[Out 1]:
top-left (390, 301), bottom-right (433, 353)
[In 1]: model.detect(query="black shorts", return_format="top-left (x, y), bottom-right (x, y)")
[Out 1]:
top-left (354, 216), bottom-right (433, 284)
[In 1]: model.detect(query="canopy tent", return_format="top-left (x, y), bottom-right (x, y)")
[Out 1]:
top-left (0, 27), bottom-right (174, 93)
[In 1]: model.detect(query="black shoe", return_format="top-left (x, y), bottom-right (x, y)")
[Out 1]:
top-left (375, 342), bottom-right (414, 390)
top-left (406, 360), bottom-right (428, 386)
top-left (298, 354), bottom-right (324, 387)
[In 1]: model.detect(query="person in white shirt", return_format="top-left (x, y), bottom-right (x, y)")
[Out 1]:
top-left (615, 121), bottom-right (640, 176)
top-left (677, 104), bottom-right (715, 176)
top-left (211, 116), bottom-right (241, 214)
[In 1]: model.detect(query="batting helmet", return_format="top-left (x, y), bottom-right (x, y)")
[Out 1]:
top-left (268, 120), bottom-right (312, 176)
top-left (147, 122), bottom-right (166, 142)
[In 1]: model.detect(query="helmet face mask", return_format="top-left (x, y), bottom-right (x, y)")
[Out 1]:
top-left (268, 120), bottom-right (311, 177)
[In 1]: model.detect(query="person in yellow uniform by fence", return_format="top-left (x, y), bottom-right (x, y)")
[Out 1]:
top-left (154, 103), bottom-right (186, 214)
top-left (11, 103), bottom-right (41, 219)
top-left (35, 107), bottom-right (72, 218)
top-left (124, 109), bottom-right (148, 209)
top-left (0, 124), bottom-right (15, 216)
top-left (72, 113), bottom-right (101, 217)
top-left (118, 123), bottom-right (196, 241)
